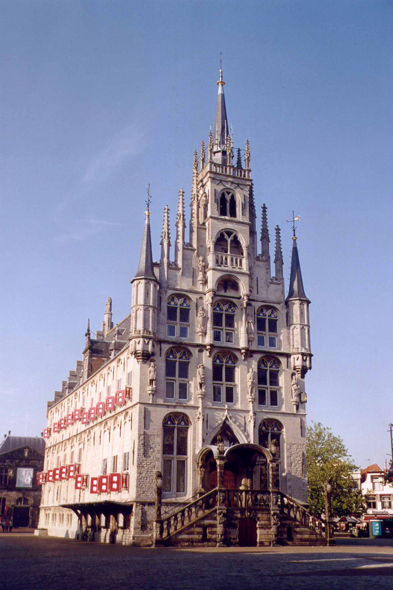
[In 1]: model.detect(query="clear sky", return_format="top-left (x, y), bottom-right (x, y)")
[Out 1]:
top-left (1, 0), bottom-right (393, 470)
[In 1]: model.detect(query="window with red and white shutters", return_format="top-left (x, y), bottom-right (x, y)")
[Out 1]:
top-left (60, 466), bottom-right (68, 480)
top-left (81, 412), bottom-right (89, 425)
top-left (106, 396), bottom-right (115, 411)
top-left (115, 390), bottom-right (126, 405)
top-left (98, 475), bottom-right (109, 493)
top-left (73, 408), bottom-right (82, 421)
top-left (96, 401), bottom-right (106, 416)
top-left (47, 470), bottom-right (54, 482)
top-left (67, 414), bottom-right (74, 426)
top-left (53, 468), bottom-right (60, 481)
top-left (53, 422), bottom-right (59, 433)
top-left (90, 477), bottom-right (99, 494)
top-left (88, 407), bottom-right (96, 421)
top-left (109, 473), bottom-right (121, 492)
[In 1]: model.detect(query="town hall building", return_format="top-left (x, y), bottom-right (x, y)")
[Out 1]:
top-left (38, 69), bottom-right (323, 546)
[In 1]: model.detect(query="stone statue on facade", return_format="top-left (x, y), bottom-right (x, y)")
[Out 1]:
top-left (291, 372), bottom-right (301, 407)
top-left (197, 364), bottom-right (206, 395)
top-left (198, 256), bottom-right (207, 284)
top-left (247, 367), bottom-right (256, 401)
top-left (197, 307), bottom-right (207, 335)
top-left (148, 361), bottom-right (157, 398)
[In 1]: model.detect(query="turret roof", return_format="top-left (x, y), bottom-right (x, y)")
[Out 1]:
top-left (134, 212), bottom-right (157, 281)
top-left (286, 238), bottom-right (309, 301)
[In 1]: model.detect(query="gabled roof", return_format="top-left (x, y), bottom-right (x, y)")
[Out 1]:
top-left (0, 435), bottom-right (45, 456)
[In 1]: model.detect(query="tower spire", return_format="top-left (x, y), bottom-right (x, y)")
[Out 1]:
top-left (175, 188), bottom-right (186, 269)
top-left (213, 59), bottom-right (229, 161)
top-left (286, 233), bottom-right (309, 301)
top-left (134, 186), bottom-right (156, 281)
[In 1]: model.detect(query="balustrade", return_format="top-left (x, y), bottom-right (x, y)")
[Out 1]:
top-left (215, 254), bottom-right (243, 269)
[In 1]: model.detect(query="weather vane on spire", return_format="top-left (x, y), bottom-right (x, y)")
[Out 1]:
top-left (146, 184), bottom-right (152, 214)
top-left (220, 52), bottom-right (223, 70)
top-left (287, 211), bottom-right (300, 239)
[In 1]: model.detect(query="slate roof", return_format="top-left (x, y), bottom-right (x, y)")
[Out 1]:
top-left (286, 239), bottom-right (309, 301)
top-left (134, 213), bottom-right (156, 281)
top-left (0, 435), bottom-right (45, 456)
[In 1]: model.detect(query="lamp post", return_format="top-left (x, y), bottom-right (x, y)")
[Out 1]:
top-left (324, 481), bottom-right (332, 546)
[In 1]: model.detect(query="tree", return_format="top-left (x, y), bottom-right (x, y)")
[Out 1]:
top-left (307, 422), bottom-right (366, 518)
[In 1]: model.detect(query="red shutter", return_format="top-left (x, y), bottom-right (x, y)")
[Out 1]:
top-left (59, 418), bottom-right (65, 430)
top-left (60, 466), bottom-right (68, 480)
top-left (47, 470), bottom-right (54, 482)
top-left (73, 408), bottom-right (82, 421)
top-left (115, 390), bottom-right (126, 405)
top-left (81, 412), bottom-right (89, 425)
top-left (42, 472), bottom-right (47, 483)
top-left (53, 468), bottom-right (60, 481)
top-left (82, 475), bottom-right (89, 488)
top-left (53, 422), bottom-right (59, 433)
top-left (67, 413), bottom-right (74, 426)
top-left (88, 407), bottom-right (96, 421)
top-left (43, 429), bottom-right (48, 439)
top-left (75, 474), bottom-right (83, 489)
top-left (37, 472), bottom-right (43, 485)
top-left (68, 464), bottom-right (75, 478)
top-left (109, 473), bottom-right (121, 492)
top-left (106, 396), bottom-right (115, 411)
top-left (122, 473), bottom-right (129, 490)
top-left (90, 477), bottom-right (99, 494)
top-left (98, 475), bottom-right (109, 493)
top-left (125, 386), bottom-right (132, 400)
top-left (75, 464), bottom-right (81, 475)
top-left (96, 401), bottom-right (106, 416)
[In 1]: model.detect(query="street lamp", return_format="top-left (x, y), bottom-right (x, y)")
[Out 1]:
top-left (324, 481), bottom-right (332, 546)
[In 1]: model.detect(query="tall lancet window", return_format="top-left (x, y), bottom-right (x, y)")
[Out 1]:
top-left (165, 348), bottom-right (191, 401)
top-left (167, 295), bottom-right (191, 339)
top-left (162, 413), bottom-right (190, 495)
top-left (219, 190), bottom-right (237, 218)
top-left (256, 307), bottom-right (278, 348)
top-left (212, 352), bottom-right (237, 404)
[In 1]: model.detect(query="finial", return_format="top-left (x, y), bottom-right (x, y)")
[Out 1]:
top-left (176, 188), bottom-right (186, 226)
top-left (217, 52), bottom-right (225, 86)
top-left (161, 205), bottom-right (171, 244)
top-left (145, 184), bottom-right (152, 216)
top-left (193, 149), bottom-right (198, 172)
top-left (287, 211), bottom-right (300, 240)
top-left (245, 139), bottom-right (251, 168)
top-left (85, 318), bottom-right (90, 337)
top-left (200, 141), bottom-right (206, 169)
top-left (236, 148), bottom-right (242, 170)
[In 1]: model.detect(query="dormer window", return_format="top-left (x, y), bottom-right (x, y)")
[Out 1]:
top-left (219, 190), bottom-right (237, 218)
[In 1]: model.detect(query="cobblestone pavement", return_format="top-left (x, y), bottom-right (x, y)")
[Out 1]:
top-left (1, 534), bottom-right (393, 590)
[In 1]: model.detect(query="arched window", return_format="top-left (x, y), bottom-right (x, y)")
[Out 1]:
top-left (167, 295), bottom-right (191, 339)
top-left (163, 413), bottom-right (190, 495)
top-left (165, 348), bottom-right (191, 401)
top-left (213, 352), bottom-right (237, 404)
top-left (219, 190), bottom-right (237, 218)
top-left (214, 231), bottom-right (243, 269)
top-left (258, 419), bottom-right (283, 458)
top-left (257, 357), bottom-right (281, 408)
top-left (256, 307), bottom-right (278, 349)
top-left (213, 301), bottom-right (236, 343)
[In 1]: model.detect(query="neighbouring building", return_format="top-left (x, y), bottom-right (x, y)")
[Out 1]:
top-left (0, 433), bottom-right (45, 528)
top-left (353, 464), bottom-right (393, 522)
top-left (38, 69), bottom-right (322, 547)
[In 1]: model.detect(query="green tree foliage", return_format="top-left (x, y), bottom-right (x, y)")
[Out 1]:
top-left (307, 422), bottom-right (366, 517)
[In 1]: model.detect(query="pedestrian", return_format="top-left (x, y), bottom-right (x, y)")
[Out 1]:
top-left (1, 518), bottom-right (5, 533)
top-left (5, 518), bottom-right (10, 533)
top-left (9, 516), bottom-right (13, 533)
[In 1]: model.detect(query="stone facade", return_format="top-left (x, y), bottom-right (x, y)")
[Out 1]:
top-left (0, 435), bottom-right (45, 528)
top-left (38, 70), bottom-right (315, 546)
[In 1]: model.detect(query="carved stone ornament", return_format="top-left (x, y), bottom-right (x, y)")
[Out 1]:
top-left (197, 364), bottom-right (206, 396)
top-left (198, 256), bottom-right (207, 284)
top-left (247, 367), bottom-right (256, 401)
top-left (197, 307), bottom-right (207, 335)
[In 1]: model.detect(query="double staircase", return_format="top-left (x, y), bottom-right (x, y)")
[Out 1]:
top-left (155, 488), bottom-right (328, 547)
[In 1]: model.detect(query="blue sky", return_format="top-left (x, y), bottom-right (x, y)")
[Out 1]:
top-left (1, 0), bottom-right (393, 469)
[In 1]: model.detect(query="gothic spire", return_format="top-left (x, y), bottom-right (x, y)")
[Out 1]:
top-left (213, 66), bottom-right (229, 152)
top-left (134, 195), bottom-right (156, 281)
top-left (286, 236), bottom-right (309, 301)
top-left (236, 148), bottom-right (243, 170)
top-left (261, 203), bottom-right (270, 261)
top-left (176, 187), bottom-right (186, 228)
top-left (274, 225), bottom-right (283, 281)
top-left (161, 205), bottom-right (171, 246)
top-left (200, 141), bottom-right (206, 169)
